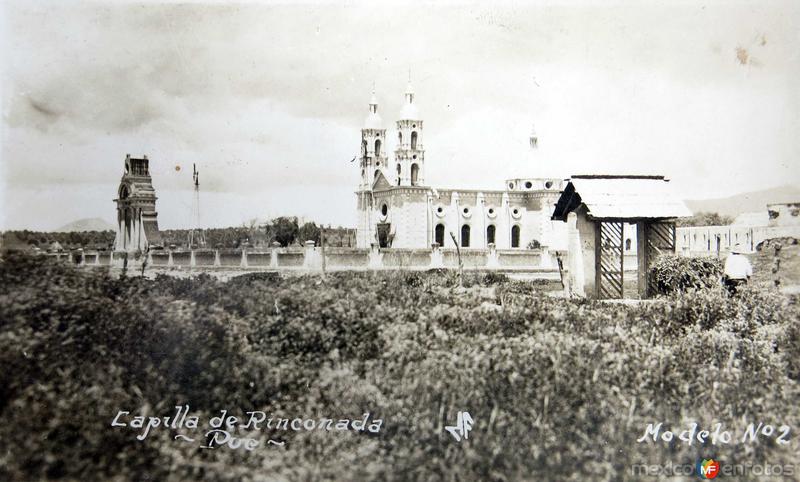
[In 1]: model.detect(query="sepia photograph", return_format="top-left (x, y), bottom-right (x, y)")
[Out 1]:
top-left (1, 0), bottom-right (799, 480)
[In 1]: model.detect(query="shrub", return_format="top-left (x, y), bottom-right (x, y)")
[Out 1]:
top-left (649, 254), bottom-right (722, 295)
top-left (481, 271), bottom-right (508, 285)
top-left (0, 253), bottom-right (798, 481)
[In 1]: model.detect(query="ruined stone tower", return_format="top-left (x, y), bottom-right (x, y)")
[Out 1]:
top-left (113, 154), bottom-right (162, 252)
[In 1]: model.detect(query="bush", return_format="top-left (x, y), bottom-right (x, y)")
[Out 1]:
top-left (1, 253), bottom-right (798, 481)
top-left (648, 254), bottom-right (722, 295)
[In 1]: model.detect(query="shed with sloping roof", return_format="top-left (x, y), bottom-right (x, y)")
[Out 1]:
top-left (552, 175), bottom-right (692, 299)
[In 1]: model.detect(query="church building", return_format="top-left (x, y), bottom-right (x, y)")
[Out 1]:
top-left (356, 81), bottom-right (567, 250)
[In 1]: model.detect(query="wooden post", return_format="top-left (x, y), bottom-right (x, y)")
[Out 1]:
top-left (449, 231), bottom-right (463, 287)
top-left (637, 222), bottom-right (648, 298)
top-left (619, 222), bottom-right (625, 298)
top-left (594, 222), bottom-right (601, 299)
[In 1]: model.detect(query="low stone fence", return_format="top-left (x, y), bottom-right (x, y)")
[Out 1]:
top-left (50, 243), bottom-right (563, 277)
top-left (676, 225), bottom-right (800, 255)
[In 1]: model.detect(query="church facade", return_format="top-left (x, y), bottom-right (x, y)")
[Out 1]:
top-left (355, 82), bottom-right (567, 251)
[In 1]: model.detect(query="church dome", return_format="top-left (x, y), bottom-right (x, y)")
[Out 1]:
top-left (364, 112), bottom-right (383, 129)
top-left (399, 102), bottom-right (419, 120)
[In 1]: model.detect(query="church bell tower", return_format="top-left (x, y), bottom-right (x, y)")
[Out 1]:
top-left (359, 91), bottom-right (388, 188)
top-left (394, 77), bottom-right (425, 187)
top-left (356, 91), bottom-right (387, 247)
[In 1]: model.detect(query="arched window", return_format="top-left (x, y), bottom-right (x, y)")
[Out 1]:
top-left (375, 139), bottom-right (381, 157)
top-left (434, 224), bottom-right (445, 246)
top-left (461, 225), bottom-right (470, 248)
top-left (625, 238), bottom-right (631, 251)
top-left (362, 140), bottom-right (367, 157)
top-left (411, 163), bottom-right (419, 186)
top-left (511, 225), bottom-right (521, 248)
top-left (486, 224), bottom-right (496, 245)
top-left (398, 132), bottom-right (403, 146)
top-left (396, 163), bottom-right (402, 186)
top-left (411, 131), bottom-right (418, 150)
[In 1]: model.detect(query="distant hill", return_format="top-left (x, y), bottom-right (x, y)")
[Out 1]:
top-left (56, 218), bottom-right (115, 232)
top-left (686, 185), bottom-right (800, 218)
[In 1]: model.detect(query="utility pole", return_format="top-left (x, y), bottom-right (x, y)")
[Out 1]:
top-left (189, 163), bottom-right (206, 248)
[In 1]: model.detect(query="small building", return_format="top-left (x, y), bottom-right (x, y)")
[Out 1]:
top-left (552, 175), bottom-right (692, 299)
top-left (767, 202), bottom-right (800, 228)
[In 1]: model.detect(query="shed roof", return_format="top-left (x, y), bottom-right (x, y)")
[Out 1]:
top-left (552, 175), bottom-right (692, 221)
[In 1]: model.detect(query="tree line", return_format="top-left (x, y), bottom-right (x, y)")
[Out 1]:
top-left (2, 217), bottom-right (355, 251)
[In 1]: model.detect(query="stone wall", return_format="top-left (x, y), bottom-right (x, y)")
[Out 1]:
top-left (676, 225), bottom-right (800, 256)
top-left (49, 243), bottom-right (562, 277)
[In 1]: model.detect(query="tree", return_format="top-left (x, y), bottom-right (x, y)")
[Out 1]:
top-left (676, 212), bottom-right (734, 227)
top-left (298, 222), bottom-right (321, 246)
top-left (270, 217), bottom-right (299, 247)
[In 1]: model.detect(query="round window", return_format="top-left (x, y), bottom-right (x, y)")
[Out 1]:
top-left (437, 207), bottom-right (443, 213)
top-left (412, 124), bottom-right (416, 128)
top-left (463, 207), bottom-right (469, 214)
top-left (376, 161), bottom-right (380, 166)
top-left (545, 181), bottom-right (553, 189)
top-left (413, 155), bottom-right (417, 159)
top-left (508, 182), bottom-right (514, 190)
top-left (513, 208), bottom-right (519, 215)
top-left (524, 181), bottom-right (532, 189)
top-left (381, 204), bottom-right (388, 216)
top-left (488, 208), bottom-right (494, 215)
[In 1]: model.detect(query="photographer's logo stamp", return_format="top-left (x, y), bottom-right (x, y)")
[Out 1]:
top-left (445, 411), bottom-right (473, 442)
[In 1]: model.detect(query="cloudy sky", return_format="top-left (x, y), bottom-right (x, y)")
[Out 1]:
top-left (1, 0), bottom-right (798, 230)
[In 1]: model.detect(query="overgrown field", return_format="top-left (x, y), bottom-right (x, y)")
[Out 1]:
top-left (1, 254), bottom-right (799, 481)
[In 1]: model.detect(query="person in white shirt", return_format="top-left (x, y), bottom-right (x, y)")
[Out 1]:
top-left (723, 243), bottom-right (753, 296)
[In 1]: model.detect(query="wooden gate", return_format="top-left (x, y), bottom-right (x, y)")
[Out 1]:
top-left (645, 221), bottom-right (676, 296)
top-left (596, 221), bottom-right (624, 299)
